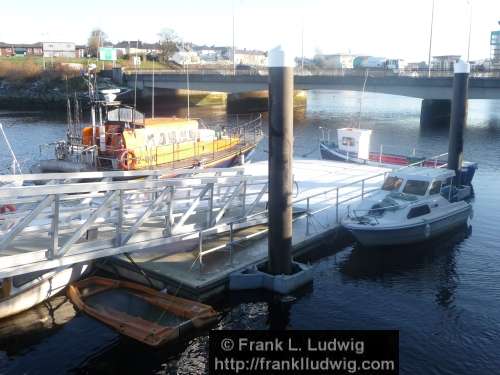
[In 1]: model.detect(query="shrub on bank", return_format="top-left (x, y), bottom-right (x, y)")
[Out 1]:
top-left (0, 59), bottom-right (42, 82)
top-left (0, 59), bottom-right (82, 83)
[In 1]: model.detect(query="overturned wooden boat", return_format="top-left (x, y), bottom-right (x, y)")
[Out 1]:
top-left (67, 276), bottom-right (219, 346)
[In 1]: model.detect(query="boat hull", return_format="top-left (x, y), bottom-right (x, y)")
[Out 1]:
top-left (34, 144), bottom-right (257, 173)
top-left (320, 142), bottom-right (477, 186)
top-left (0, 262), bottom-right (90, 320)
top-left (343, 206), bottom-right (472, 247)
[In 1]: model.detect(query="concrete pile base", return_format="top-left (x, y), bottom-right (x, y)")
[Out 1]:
top-left (229, 261), bottom-right (313, 294)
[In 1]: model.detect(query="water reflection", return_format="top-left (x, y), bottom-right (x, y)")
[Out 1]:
top-left (339, 225), bottom-right (470, 309)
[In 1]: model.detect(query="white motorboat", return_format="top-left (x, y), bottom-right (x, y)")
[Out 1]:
top-left (342, 167), bottom-right (473, 247)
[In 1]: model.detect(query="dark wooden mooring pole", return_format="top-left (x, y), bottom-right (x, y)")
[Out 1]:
top-left (448, 60), bottom-right (470, 182)
top-left (267, 46), bottom-right (294, 276)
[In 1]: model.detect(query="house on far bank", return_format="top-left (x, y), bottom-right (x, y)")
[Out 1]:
top-left (0, 42), bottom-right (43, 56)
top-left (171, 50), bottom-right (201, 65)
top-left (406, 61), bottom-right (428, 71)
top-left (233, 49), bottom-right (267, 66)
top-left (193, 45), bottom-right (231, 64)
top-left (431, 55), bottom-right (461, 71)
top-left (43, 42), bottom-right (76, 58)
top-left (114, 41), bottom-right (160, 58)
top-left (75, 45), bottom-right (87, 58)
top-left (314, 53), bottom-right (355, 69)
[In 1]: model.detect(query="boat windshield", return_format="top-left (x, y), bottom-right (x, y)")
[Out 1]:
top-left (403, 180), bottom-right (429, 196)
top-left (381, 176), bottom-right (404, 191)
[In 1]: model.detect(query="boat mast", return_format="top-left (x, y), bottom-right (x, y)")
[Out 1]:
top-left (88, 64), bottom-right (97, 147)
top-left (0, 123), bottom-right (22, 174)
top-left (357, 70), bottom-right (368, 129)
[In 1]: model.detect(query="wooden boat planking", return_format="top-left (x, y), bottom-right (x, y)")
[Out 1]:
top-left (67, 276), bottom-right (219, 346)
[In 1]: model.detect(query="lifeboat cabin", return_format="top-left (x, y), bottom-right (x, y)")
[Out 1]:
top-left (81, 108), bottom-right (244, 170)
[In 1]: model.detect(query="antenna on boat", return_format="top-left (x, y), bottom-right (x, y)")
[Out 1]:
top-left (152, 53), bottom-right (155, 119)
top-left (134, 39), bottom-right (139, 110)
top-left (0, 123), bottom-right (22, 175)
top-left (357, 69), bottom-right (369, 129)
top-left (87, 64), bottom-right (98, 146)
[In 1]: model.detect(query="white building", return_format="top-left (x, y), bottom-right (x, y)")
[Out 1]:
top-left (171, 51), bottom-right (201, 65)
top-left (233, 49), bottom-right (267, 66)
top-left (43, 42), bottom-right (76, 58)
top-left (385, 59), bottom-right (407, 70)
top-left (431, 55), bottom-right (461, 71)
top-left (315, 54), bottom-right (355, 69)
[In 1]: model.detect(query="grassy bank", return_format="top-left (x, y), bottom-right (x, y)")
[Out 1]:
top-left (0, 56), bottom-right (178, 82)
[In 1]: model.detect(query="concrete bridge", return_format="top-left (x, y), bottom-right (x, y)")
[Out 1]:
top-left (123, 71), bottom-right (500, 126)
top-left (125, 71), bottom-right (500, 100)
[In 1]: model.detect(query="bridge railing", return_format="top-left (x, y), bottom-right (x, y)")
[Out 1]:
top-left (123, 66), bottom-right (500, 78)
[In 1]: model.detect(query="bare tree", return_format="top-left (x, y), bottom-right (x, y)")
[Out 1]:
top-left (88, 29), bottom-right (108, 57)
top-left (157, 28), bottom-right (179, 64)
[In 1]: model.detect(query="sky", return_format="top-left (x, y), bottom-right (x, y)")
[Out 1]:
top-left (0, 0), bottom-right (499, 62)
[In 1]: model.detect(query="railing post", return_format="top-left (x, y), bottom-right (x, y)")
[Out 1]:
top-left (115, 189), bottom-right (124, 246)
top-left (229, 222), bottom-right (234, 265)
top-left (361, 180), bottom-right (365, 199)
top-left (207, 183), bottom-right (214, 227)
top-left (241, 180), bottom-right (247, 217)
top-left (164, 186), bottom-right (175, 237)
top-left (379, 144), bottom-right (383, 164)
top-left (335, 188), bottom-right (340, 224)
top-left (306, 197), bottom-right (310, 236)
top-left (48, 195), bottom-right (59, 259)
top-left (198, 230), bottom-right (203, 272)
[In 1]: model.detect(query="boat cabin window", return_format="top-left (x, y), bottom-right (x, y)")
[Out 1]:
top-left (403, 180), bottom-right (429, 196)
top-left (429, 180), bottom-right (442, 195)
top-left (342, 137), bottom-right (356, 146)
top-left (168, 131), bottom-right (176, 143)
top-left (407, 205), bottom-right (431, 219)
top-left (382, 176), bottom-right (404, 191)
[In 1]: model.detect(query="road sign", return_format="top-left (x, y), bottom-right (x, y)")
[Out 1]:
top-left (99, 47), bottom-right (117, 61)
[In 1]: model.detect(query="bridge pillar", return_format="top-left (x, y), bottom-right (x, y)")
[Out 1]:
top-left (227, 90), bottom-right (307, 114)
top-left (420, 99), bottom-right (451, 128)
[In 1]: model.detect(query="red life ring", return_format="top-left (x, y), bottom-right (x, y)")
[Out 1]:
top-left (0, 204), bottom-right (15, 214)
top-left (118, 150), bottom-right (137, 170)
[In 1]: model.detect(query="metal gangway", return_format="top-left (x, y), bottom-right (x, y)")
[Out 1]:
top-left (0, 167), bottom-right (270, 278)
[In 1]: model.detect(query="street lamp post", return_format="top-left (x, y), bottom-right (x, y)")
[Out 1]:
top-left (427, 0), bottom-right (435, 78)
top-left (232, 0), bottom-right (236, 75)
top-left (152, 56), bottom-right (155, 119)
top-left (466, 0), bottom-right (473, 62)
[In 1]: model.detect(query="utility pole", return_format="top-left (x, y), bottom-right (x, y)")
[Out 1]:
top-left (427, 0), bottom-right (435, 78)
top-left (466, 0), bottom-right (473, 62)
top-left (301, 21), bottom-right (305, 75)
top-left (152, 56), bottom-right (155, 119)
top-left (186, 61), bottom-right (190, 119)
top-left (232, 0), bottom-right (236, 75)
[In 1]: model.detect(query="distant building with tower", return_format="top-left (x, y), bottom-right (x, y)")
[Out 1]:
top-left (491, 28), bottom-right (500, 68)
top-left (431, 55), bottom-right (461, 71)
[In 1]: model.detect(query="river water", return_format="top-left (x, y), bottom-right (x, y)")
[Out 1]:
top-left (0, 91), bottom-right (499, 374)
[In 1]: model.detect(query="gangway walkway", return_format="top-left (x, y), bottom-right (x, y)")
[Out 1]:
top-left (0, 160), bottom-right (395, 279)
top-left (0, 167), bottom-right (270, 278)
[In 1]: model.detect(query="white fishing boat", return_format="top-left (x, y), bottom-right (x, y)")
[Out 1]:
top-left (319, 127), bottom-right (478, 186)
top-left (342, 167), bottom-right (473, 247)
top-left (0, 264), bottom-right (91, 320)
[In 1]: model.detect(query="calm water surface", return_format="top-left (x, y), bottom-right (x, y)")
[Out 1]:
top-left (0, 91), bottom-right (500, 374)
